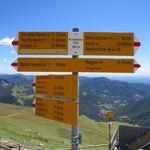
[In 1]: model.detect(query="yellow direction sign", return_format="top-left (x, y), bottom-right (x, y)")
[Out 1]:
top-left (15, 32), bottom-right (68, 55)
top-left (34, 74), bottom-right (78, 99)
top-left (12, 32), bottom-right (141, 56)
top-left (84, 32), bottom-right (138, 56)
top-left (12, 58), bottom-right (140, 73)
top-left (105, 111), bottom-right (113, 119)
top-left (35, 96), bottom-right (78, 126)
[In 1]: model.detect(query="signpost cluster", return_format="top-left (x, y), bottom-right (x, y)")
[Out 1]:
top-left (11, 29), bottom-right (141, 150)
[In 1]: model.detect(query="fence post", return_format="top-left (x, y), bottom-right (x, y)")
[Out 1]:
top-left (18, 144), bottom-right (21, 150)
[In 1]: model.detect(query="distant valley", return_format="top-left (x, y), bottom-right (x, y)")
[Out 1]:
top-left (0, 74), bottom-right (150, 128)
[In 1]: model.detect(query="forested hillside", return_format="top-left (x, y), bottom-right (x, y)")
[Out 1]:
top-left (0, 74), bottom-right (149, 127)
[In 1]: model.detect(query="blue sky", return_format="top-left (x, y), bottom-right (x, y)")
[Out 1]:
top-left (0, 0), bottom-right (150, 76)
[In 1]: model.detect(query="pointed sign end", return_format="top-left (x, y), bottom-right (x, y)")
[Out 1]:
top-left (12, 40), bottom-right (19, 46)
top-left (134, 64), bottom-right (141, 68)
top-left (11, 62), bottom-right (18, 67)
top-left (134, 42), bottom-right (141, 47)
top-left (32, 83), bottom-right (36, 87)
top-left (32, 100), bottom-right (36, 114)
top-left (32, 103), bottom-right (36, 108)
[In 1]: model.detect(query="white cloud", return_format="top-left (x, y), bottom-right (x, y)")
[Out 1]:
top-left (0, 37), bottom-right (14, 46)
top-left (11, 50), bottom-right (16, 54)
top-left (3, 58), bottom-right (8, 63)
top-left (0, 68), bottom-right (15, 74)
top-left (135, 67), bottom-right (150, 76)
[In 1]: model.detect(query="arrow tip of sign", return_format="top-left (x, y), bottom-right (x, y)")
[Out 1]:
top-left (12, 40), bottom-right (19, 46)
top-left (32, 103), bottom-right (36, 108)
top-left (32, 98), bottom-right (36, 107)
top-left (11, 62), bottom-right (18, 67)
top-left (134, 64), bottom-right (141, 68)
top-left (32, 83), bottom-right (36, 87)
top-left (134, 42), bottom-right (141, 47)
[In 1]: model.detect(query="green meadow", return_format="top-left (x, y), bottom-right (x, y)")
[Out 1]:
top-left (0, 103), bottom-right (130, 149)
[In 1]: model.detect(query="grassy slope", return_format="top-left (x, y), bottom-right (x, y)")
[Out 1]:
top-left (0, 103), bottom-right (130, 149)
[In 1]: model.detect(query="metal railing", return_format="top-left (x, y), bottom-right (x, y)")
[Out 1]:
top-left (110, 129), bottom-right (119, 150)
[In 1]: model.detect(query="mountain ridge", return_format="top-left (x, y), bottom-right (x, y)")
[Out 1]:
top-left (0, 74), bottom-right (149, 127)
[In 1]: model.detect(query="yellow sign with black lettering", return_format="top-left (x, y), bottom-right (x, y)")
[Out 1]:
top-left (35, 75), bottom-right (78, 99)
top-left (16, 32), bottom-right (137, 56)
top-left (84, 32), bottom-right (134, 56)
top-left (105, 111), bottom-right (113, 119)
top-left (18, 32), bottom-right (68, 55)
top-left (16, 58), bottom-right (134, 73)
top-left (35, 96), bottom-right (78, 126)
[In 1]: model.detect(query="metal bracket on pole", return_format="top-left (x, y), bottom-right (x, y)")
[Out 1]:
top-left (72, 133), bottom-right (82, 145)
top-left (72, 136), bottom-right (79, 145)
top-left (72, 28), bottom-right (79, 32)
top-left (79, 133), bottom-right (82, 144)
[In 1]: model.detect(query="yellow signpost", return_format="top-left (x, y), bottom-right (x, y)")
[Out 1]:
top-left (11, 29), bottom-right (141, 150)
top-left (84, 32), bottom-right (135, 56)
top-left (18, 32), bottom-right (68, 55)
top-left (35, 96), bottom-right (78, 126)
top-left (12, 32), bottom-right (140, 56)
top-left (35, 74), bottom-right (78, 99)
top-left (13, 58), bottom-right (135, 73)
top-left (105, 111), bottom-right (113, 119)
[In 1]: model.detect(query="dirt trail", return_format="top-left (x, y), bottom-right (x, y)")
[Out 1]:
top-left (0, 109), bottom-right (26, 119)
